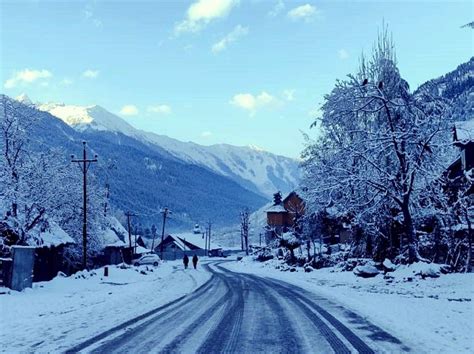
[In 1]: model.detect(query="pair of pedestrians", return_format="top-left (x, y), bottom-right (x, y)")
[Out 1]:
top-left (183, 254), bottom-right (198, 269)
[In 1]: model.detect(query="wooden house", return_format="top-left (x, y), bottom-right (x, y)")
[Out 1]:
top-left (266, 191), bottom-right (305, 235)
top-left (446, 119), bottom-right (474, 197)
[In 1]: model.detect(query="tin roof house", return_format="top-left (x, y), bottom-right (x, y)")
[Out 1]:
top-left (155, 230), bottom-right (222, 260)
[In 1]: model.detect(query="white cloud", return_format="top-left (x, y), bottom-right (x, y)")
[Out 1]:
top-left (268, 0), bottom-right (285, 17)
top-left (338, 49), bottom-right (349, 60)
top-left (120, 105), bottom-right (139, 116)
top-left (201, 131), bottom-right (212, 138)
top-left (283, 89), bottom-right (295, 101)
top-left (230, 91), bottom-right (278, 116)
top-left (4, 69), bottom-right (52, 89)
top-left (174, 0), bottom-right (239, 35)
top-left (60, 78), bottom-right (74, 86)
top-left (287, 4), bottom-right (318, 22)
top-left (83, 4), bottom-right (103, 27)
top-left (212, 25), bottom-right (248, 53)
top-left (82, 69), bottom-right (99, 79)
top-left (147, 104), bottom-right (172, 115)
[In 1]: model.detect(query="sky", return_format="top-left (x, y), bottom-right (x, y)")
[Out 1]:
top-left (1, 0), bottom-right (472, 158)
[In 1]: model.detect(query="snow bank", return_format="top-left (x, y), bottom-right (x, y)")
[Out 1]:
top-left (0, 261), bottom-right (211, 352)
top-left (224, 258), bottom-right (474, 353)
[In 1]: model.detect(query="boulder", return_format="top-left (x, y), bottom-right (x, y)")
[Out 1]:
top-left (353, 264), bottom-right (380, 278)
top-left (382, 259), bottom-right (397, 272)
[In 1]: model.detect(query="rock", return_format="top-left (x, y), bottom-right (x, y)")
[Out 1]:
top-left (256, 253), bottom-right (274, 262)
top-left (353, 264), bottom-right (380, 278)
top-left (412, 262), bottom-right (441, 278)
top-left (290, 268), bottom-right (297, 272)
top-left (304, 266), bottom-right (314, 273)
top-left (383, 259), bottom-right (397, 272)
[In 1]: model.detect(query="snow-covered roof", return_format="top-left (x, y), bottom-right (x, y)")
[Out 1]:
top-left (135, 245), bottom-right (151, 255)
top-left (36, 222), bottom-right (75, 248)
top-left (100, 217), bottom-right (128, 248)
top-left (101, 228), bottom-right (127, 248)
top-left (172, 232), bottom-right (222, 250)
top-left (266, 204), bottom-right (287, 213)
top-left (454, 119), bottom-right (474, 144)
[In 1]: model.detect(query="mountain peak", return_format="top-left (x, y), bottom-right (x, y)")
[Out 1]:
top-left (247, 144), bottom-right (266, 153)
top-left (15, 93), bottom-right (33, 106)
top-left (37, 101), bottom-right (137, 135)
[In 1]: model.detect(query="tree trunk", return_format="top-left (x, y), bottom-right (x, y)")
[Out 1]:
top-left (402, 201), bottom-right (418, 263)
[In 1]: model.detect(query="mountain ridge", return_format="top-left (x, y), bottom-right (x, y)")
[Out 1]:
top-left (4, 94), bottom-right (267, 229)
top-left (30, 97), bottom-right (300, 197)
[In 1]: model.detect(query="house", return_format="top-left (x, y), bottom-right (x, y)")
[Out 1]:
top-left (266, 191), bottom-right (305, 235)
top-left (0, 220), bottom-right (77, 283)
top-left (33, 221), bottom-right (76, 282)
top-left (154, 231), bottom-right (223, 260)
top-left (447, 119), bottom-right (474, 270)
top-left (447, 119), bottom-right (474, 195)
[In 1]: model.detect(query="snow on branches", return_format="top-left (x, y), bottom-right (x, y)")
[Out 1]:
top-left (301, 29), bottom-right (451, 263)
top-left (0, 95), bottom-right (108, 265)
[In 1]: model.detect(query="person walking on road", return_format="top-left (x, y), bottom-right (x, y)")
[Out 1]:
top-left (183, 254), bottom-right (189, 269)
top-left (192, 254), bottom-right (198, 269)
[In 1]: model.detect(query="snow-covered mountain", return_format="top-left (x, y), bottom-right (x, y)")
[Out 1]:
top-left (6, 94), bottom-right (267, 228)
top-left (31, 98), bottom-right (300, 197)
top-left (415, 57), bottom-right (473, 122)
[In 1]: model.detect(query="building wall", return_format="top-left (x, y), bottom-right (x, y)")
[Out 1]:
top-left (267, 212), bottom-right (287, 227)
top-left (284, 193), bottom-right (305, 227)
top-left (463, 142), bottom-right (474, 171)
top-left (160, 249), bottom-right (206, 261)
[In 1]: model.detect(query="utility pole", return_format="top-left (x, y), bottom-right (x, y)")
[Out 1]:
top-left (203, 231), bottom-right (208, 256)
top-left (207, 220), bottom-right (212, 253)
top-left (160, 208), bottom-right (171, 259)
top-left (240, 209), bottom-right (250, 256)
top-left (71, 141), bottom-right (98, 270)
top-left (150, 224), bottom-right (157, 252)
top-left (125, 211), bottom-right (137, 254)
top-left (103, 182), bottom-right (110, 217)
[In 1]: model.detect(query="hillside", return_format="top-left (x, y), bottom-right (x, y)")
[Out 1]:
top-left (3, 95), bottom-right (267, 229)
top-left (33, 100), bottom-right (300, 197)
top-left (415, 57), bottom-right (473, 121)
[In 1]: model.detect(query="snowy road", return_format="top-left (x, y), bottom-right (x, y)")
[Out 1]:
top-left (69, 261), bottom-right (409, 354)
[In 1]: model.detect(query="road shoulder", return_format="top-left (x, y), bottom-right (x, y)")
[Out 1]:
top-left (0, 261), bottom-right (211, 353)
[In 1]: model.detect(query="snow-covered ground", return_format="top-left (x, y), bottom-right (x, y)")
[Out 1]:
top-left (223, 258), bottom-right (474, 353)
top-left (0, 261), bottom-right (210, 353)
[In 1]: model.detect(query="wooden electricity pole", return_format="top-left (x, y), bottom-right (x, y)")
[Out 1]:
top-left (160, 208), bottom-right (171, 259)
top-left (150, 224), bottom-right (158, 252)
top-left (125, 211), bottom-right (137, 252)
top-left (207, 220), bottom-right (212, 253)
top-left (71, 141), bottom-right (97, 270)
top-left (240, 209), bottom-right (250, 256)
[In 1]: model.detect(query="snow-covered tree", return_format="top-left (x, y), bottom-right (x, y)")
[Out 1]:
top-left (301, 29), bottom-right (450, 263)
top-left (0, 96), bottom-right (108, 266)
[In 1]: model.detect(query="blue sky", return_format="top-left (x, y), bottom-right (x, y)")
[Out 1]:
top-left (1, 0), bottom-right (472, 158)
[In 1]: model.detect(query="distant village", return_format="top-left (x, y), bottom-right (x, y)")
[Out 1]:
top-left (2, 112), bottom-right (474, 290)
